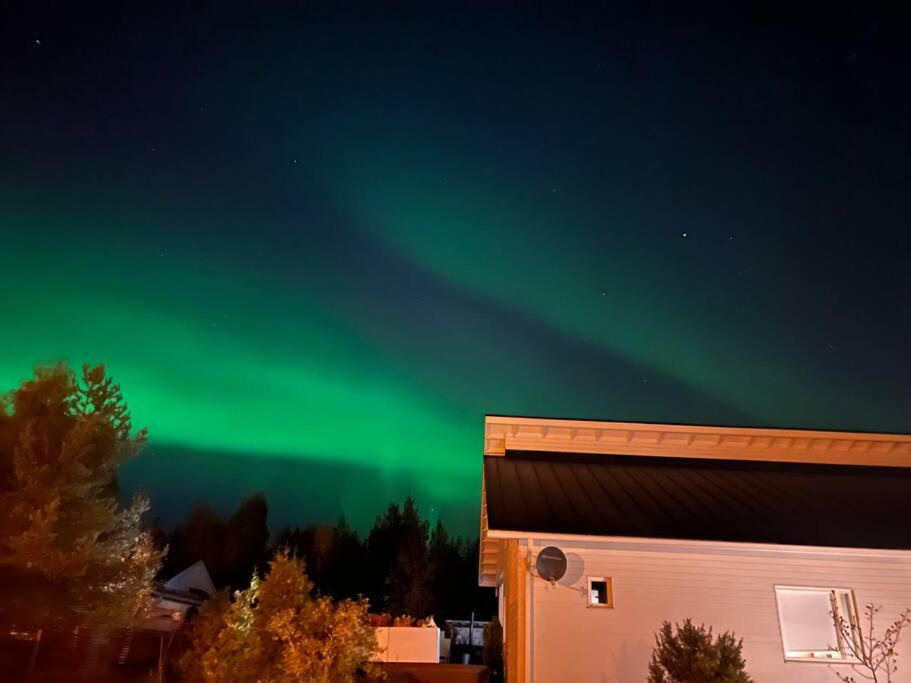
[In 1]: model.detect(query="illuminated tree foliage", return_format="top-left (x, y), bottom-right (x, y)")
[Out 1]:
top-left (0, 363), bottom-right (161, 628)
top-left (648, 619), bottom-right (753, 683)
top-left (179, 550), bottom-right (379, 683)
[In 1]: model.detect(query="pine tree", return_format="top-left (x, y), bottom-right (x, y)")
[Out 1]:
top-left (0, 363), bottom-right (162, 628)
top-left (648, 619), bottom-right (753, 683)
top-left (384, 497), bottom-right (432, 618)
top-left (429, 518), bottom-right (461, 620)
top-left (223, 493), bottom-right (269, 588)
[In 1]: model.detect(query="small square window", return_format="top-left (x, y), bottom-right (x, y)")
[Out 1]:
top-left (588, 577), bottom-right (613, 608)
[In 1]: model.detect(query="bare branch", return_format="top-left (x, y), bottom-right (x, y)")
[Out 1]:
top-left (831, 604), bottom-right (910, 683)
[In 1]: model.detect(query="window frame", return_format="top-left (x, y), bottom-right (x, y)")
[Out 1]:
top-left (586, 576), bottom-right (613, 608)
top-left (774, 585), bottom-right (861, 663)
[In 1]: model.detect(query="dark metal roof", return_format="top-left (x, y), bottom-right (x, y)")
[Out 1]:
top-left (484, 451), bottom-right (911, 550)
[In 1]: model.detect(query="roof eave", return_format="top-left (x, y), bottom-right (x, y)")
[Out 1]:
top-left (478, 476), bottom-right (500, 587)
top-left (484, 415), bottom-right (911, 467)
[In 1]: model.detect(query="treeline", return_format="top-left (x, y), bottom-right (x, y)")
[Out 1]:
top-left (154, 494), bottom-right (270, 591)
top-left (154, 495), bottom-right (495, 622)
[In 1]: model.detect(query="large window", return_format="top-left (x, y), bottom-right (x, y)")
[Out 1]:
top-left (775, 586), bottom-right (859, 661)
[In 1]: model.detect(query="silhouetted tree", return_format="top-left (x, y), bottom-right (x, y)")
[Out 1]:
top-left (162, 505), bottom-right (227, 583)
top-left (161, 494), bottom-right (269, 590)
top-left (458, 539), bottom-right (497, 621)
top-left (223, 493), bottom-right (269, 587)
top-left (364, 501), bottom-right (403, 611)
top-left (274, 525), bottom-right (318, 574)
top-left (324, 516), bottom-right (367, 600)
top-left (484, 616), bottom-right (504, 683)
top-left (385, 497), bottom-right (433, 617)
top-left (429, 518), bottom-right (464, 619)
top-left (177, 494), bottom-right (496, 622)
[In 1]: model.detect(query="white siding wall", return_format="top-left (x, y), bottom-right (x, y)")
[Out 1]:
top-left (527, 540), bottom-right (911, 683)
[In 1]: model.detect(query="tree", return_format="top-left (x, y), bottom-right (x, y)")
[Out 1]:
top-left (161, 504), bottom-right (227, 583)
top-left (364, 501), bottom-right (404, 611)
top-left (427, 520), bottom-right (496, 623)
top-left (385, 497), bottom-right (432, 618)
top-left (222, 493), bottom-right (269, 588)
top-left (428, 518), bottom-right (459, 618)
top-left (0, 363), bottom-right (161, 628)
top-left (830, 604), bottom-right (911, 683)
top-left (364, 496), bottom-right (434, 616)
top-left (274, 515), bottom-right (367, 601)
top-left (172, 590), bottom-right (232, 683)
top-left (277, 501), bottom-right (495, 622)
top-left (178, 550), bottom-right (379, 682)
top-left (161, 494), bottom-right (270, 590)
top-left (325, 515), bottom-right (367, 600)
top-left (648, 619), bottom-right (753, 683)
top-left (483, 616), bottom-right (504, 683)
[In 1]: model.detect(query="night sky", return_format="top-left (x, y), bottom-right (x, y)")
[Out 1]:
top-left (2, 3), bottom-right (909, 534)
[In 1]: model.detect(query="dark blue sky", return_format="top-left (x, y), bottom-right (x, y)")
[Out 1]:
top-left (1, 2), bottom-right (909, 533)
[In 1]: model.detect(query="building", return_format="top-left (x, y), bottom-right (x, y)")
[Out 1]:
top-left (114, 560), bottom-right (216, 671)
top-left (145, 560), bottom-right (215, 633)
top-left (478, 415), bottom-right (911, 682)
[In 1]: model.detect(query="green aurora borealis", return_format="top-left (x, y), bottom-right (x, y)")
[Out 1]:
top-left (2, 4), bottom-right (909, 532)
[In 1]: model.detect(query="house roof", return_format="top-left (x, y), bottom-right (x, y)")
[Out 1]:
top-left (484, 450), bottom-right (911, 550)
top-left (144, 561), bottom-right (216, 633)
top-left (478, 416), bottom-right (911, 586)
top-left (161, 560), bottom-right (215, 598)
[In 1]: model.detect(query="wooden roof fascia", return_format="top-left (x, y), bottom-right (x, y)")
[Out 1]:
top-left (484, 416), bottom-right (911, 467)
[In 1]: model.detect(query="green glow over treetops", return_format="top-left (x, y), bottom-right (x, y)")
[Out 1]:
top-left (2, 213), bottom-right (479, 525)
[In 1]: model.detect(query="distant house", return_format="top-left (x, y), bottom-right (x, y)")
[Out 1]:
top-left (478, 415), bottom-right (911, 683)
top-left (1, 562), bottom-right (215, 680)
top-left (145, 560), bottom-right (215, 633)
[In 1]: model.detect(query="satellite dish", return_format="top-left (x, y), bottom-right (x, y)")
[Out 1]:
top-left (535, 546), bottom-right (567, 582)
